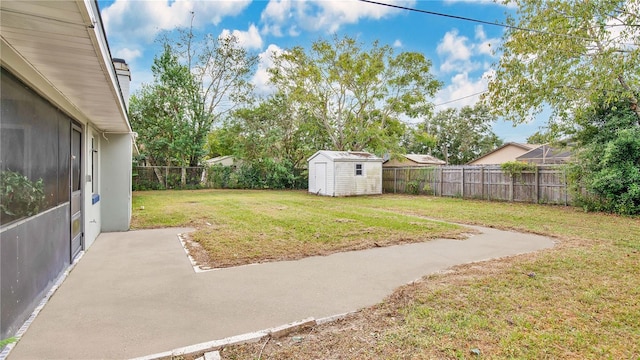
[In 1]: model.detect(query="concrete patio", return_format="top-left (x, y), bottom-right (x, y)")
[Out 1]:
top-left (7, 226), bottom-right (554, 359)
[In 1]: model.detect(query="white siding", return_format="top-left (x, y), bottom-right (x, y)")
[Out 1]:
top-left (308, 151), bottom-right (382, 197)
top-left (334, 162), bottom-right (382, 196)
top-left (308, 152), bottom-right (334, 196)
top-left (101, 134), bottom-right (132, 231)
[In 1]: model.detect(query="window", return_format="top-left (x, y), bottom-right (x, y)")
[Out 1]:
top-left (91, 136), bottom-right (98, 194)
top-left (355, 163), bottom-right (363, 176)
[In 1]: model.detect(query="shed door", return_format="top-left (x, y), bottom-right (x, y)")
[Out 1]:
top-left (315, 162), bottom-right (327, 194)
top-left (70, 126), bottom-right (83, 260)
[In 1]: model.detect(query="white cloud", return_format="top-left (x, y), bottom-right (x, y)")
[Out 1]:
top-left (443, 0), bottom-right (518, 9)
top-left (474, 25), bottom-right (500, 56)
top-left (102, 0), bottom-right (251, 45)
top-left (436, 26), bottom-right (499, 74)
top-left (437, 29), bottom-right (471, 61)
top-left (434, 70), bottom-right (493, 110)
top-left (113, 48), bottom-right (142, 62)
top-left (251, 44), bottom-right (284, 95)
top-left (220, 24), bottom-right (263, 50)
top-left (260, 0), bottom-right (417, 36)
top-left (393, 39), bottom-right (403, 48)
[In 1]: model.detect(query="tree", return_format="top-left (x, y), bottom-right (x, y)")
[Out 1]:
top-left (131, 20), bottom-right (258, 167)
top-left (408, 104), bottom-right (502, 165)
top-left (569, 99), bottom-right (640, 215)
top-left (227, 93), bottom-right (331, 169)
top-left (486, 0), bottom-right (640, 126)
top-left (269, 35), bottom-right (442, 155)
top-left (129, 45), bottom-right (197, 167)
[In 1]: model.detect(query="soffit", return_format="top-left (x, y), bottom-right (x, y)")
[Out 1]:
top-left (0, 0), bottom-right (130, 132)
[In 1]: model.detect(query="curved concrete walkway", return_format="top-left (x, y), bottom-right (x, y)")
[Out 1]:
top-left (8, 226), bottom-right (554, 359)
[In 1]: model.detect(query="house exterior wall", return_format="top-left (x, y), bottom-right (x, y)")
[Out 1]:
top-left (0, 0), bottom-right (132, 341)
top-left (101, 133), bottom-right (132, 231)
top-left (468, 144), bottom-right (532, 165)
top-left (84, 128), bottom-right (101, 249)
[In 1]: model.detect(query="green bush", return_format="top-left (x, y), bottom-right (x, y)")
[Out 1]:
top-left (407, 180), bottom-right (420, 195)
top-left (207, 159), bottom-right (306, 190)
top-left (569, 100), bottom-right (640, 215)
top-left (0, 170), bottom-right (45, 223)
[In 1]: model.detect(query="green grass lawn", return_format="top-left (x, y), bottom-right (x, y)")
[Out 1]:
top-left (132, 190), bottom-right (640, 359)
top-left (132, 190), bottom-right (464, 266)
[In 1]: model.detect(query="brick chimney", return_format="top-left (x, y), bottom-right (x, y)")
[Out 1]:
top-left (112, 58), bottom-right (131, 110)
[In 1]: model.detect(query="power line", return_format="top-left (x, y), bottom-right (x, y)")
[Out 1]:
top-left (434, 90), bottom-right (487, 107)
top-left (358, 0), bottom-right (635, 46)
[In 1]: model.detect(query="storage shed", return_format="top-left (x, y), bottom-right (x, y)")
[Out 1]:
top-left (308, 151), bottom-right (383, 196)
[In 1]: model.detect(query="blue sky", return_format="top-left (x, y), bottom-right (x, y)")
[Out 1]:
top-left (98, 0), bottom-right (546, 142)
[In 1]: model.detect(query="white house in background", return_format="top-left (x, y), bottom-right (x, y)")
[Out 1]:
top-left (1, 0), bottom-right (133, 341)
top-left (308, 151), bottom-right (383, 197)
top-left (467, 143), bottom-right (539, 165)
top-left (204, 155), bottom-right (237, 167)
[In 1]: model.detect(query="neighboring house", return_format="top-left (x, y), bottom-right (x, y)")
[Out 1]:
top-left (204, 155), bottom-right (236, 167)
top-left (383, 154), bottom-right (446, 167)
top-left (516, 145), bottom-right (571, 164)
top-left (467, 143), bottom-right (539, 165)
top-left (308, 151), bottom-right (383, 197)
top-left (1, 1), bottom-right (133, 340)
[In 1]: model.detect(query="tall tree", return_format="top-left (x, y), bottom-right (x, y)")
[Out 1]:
top-left (129, 45), bottom-right (197, 167)
top-left (409, 105), bottom-right (502, 165)
top-left (269, 35), bottom-right (442, 155)
top-left (486, 0), bottom-right (640, 126)
top-left (224, 93), bottom-right (330, 168)
top-left (131, 20), bottom-right (258, 167)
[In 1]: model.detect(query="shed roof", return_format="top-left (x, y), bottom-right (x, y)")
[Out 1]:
top-left (308, 150), bottom-right (382, 162)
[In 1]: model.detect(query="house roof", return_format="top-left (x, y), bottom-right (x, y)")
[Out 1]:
top-left (467, 142), bottom-right (539, 165)
top-left (404, 154), bottom-right (446, 165)
top-left (308, 150), bottom-right (383, 162)
top-left (0, 0), bottom-right (131, 133)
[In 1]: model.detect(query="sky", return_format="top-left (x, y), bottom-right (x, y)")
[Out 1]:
top-left (98, 0), bottom-right (547, 143)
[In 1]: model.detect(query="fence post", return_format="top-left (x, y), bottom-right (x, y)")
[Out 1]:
top-left (480, 166), bottom-right (485, 200)
top-left (535, 166), bottom-right (540, 204)
top-left (509, 173), bottom-right (514, 202)
top-left (564, 170), bottom-right (568, 206)
top-left (394, 168), bottom-right (397, 194)
top-left (461, 167), bottom-right (465, 198)
top-left (487, 167), bottom-right (491, 201)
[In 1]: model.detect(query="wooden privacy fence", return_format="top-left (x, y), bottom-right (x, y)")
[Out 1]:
top-left (383, 165), bottom-right (571, 205)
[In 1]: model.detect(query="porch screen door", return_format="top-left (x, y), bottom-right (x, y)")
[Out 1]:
top-left (71, 126), bottom-right (83, 259)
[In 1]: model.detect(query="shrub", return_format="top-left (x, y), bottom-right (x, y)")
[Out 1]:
top-left (568, 99), bottom-right (640, 215)
top-left (0, 170), bottom-right (45, 223)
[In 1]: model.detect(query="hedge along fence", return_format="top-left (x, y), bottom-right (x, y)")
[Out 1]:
top-left (132, 166), bottom-right (205, 190)
top-left (132, 164), bottom-right (308, 191)
top-left (383, 165), bottom-right (572, 205)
